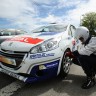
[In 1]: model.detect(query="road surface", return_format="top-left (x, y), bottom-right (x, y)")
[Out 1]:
top-left (0, 64), bottom-right (96, 96)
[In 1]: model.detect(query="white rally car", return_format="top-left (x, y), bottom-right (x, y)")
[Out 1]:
top-left (0, 24), bottom-right (77, 83)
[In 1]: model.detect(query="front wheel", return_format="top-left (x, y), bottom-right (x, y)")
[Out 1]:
top-left (59, 50), bottom-right (72, 78)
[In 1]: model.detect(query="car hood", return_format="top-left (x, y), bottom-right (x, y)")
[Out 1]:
top-left (1, 32), bottom-right (63, 52)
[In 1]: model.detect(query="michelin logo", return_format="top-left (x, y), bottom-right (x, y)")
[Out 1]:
top-left (30, 53), bottom-right (54, 59)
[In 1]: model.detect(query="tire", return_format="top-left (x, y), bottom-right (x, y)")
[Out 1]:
top-left (59, 49), bottom-right (72, 78)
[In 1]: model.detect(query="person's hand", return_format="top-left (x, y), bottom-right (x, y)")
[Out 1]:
top-left (66, 51), bottom-right (75, 58)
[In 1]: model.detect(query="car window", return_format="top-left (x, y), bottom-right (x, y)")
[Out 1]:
top-left (70, 25), bottom-right (76, 37)
top-left (16, 30), bottom-right (26, 35)
top-left (0, 30), bottom-right (26, 36)
top-left (0, 31), bottom-right (10, 36)
top-left (10, 31), bottom-right (16, 35)
top-left (32, 25), bottom-right (67, 33)
top-left (68, 25), bottom-right (76, 37)
top-left (68, 27), bottom-right (72, 36)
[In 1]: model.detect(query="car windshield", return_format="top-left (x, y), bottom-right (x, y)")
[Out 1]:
top-left (0, 30), bottom-right (26, 36)
top-left (32, 25), bottom-right (67, 33)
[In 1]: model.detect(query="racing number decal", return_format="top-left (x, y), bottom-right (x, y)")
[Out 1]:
top-left (7, 37), bottom-right (44, 44)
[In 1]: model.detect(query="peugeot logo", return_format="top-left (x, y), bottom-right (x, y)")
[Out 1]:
top-left (9, 42), bottom-right (13, 46)
top-left (7, 50), bottom-right (14, 53)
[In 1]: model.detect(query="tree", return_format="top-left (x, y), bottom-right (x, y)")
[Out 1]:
top-left (81, 12), bottom-right (96, 36)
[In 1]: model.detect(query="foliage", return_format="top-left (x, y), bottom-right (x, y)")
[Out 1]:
top-left (81, 12), bottom-right (96, 36)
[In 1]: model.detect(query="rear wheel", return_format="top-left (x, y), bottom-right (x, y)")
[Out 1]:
top-left (59, 50), bottom-right (72, 78)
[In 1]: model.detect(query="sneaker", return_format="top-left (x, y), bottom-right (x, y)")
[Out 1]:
top-left (81, 77), bottom-right (96, 89)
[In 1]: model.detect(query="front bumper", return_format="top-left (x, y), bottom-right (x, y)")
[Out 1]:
top-left (0, 59), bottom-right (60, 83)
top-left (0, 67), bottom-right (27, 82)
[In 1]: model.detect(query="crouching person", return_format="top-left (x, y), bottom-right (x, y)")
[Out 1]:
top-left (72, 26), bottom-right (96, 89)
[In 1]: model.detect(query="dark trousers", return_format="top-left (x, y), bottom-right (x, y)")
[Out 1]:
top-left (72, 54), bottom-right (96, 77)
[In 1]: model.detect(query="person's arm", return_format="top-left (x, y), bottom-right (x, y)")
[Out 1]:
top-left (78, 39), bottom-right (96, 56)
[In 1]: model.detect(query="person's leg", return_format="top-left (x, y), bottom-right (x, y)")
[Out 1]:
top-left (72, 58), bottom-right (81, 66)
top-left (78, 55), bottom-right (96, 89)
top-left (90, 54), bottom-right (96, 73)
top-left (78, 55), bottom-right (96, 77)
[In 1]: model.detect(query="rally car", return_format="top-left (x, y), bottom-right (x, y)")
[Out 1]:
top-left (0, 24), bottom-right (77, 83)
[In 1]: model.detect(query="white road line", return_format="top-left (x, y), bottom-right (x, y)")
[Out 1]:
top-left (0, 80), bottom-right (25, 96)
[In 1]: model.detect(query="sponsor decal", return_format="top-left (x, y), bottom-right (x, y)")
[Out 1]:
top-left (7, 37), bottom-right (43, 44)
top-left (45, 60), bottom-right (59, 68)
top-left (39, 60), bottom-right (60, 70)
top-left (46, 63), bottom-right (58, 68)
top-left (0, 68), bottom-right (20, 79)
top-left (30, 53), bottom-right (55, 59)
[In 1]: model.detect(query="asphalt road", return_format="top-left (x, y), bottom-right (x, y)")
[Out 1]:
top-left (0, 64), bottom-right (96, 96)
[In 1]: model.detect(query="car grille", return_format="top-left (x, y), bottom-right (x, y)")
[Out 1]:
top-left (0, 49), bottom-right (27, 69)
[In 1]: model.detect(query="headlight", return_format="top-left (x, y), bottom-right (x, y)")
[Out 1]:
top-left (30, 38), bottom-right (61, 54)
